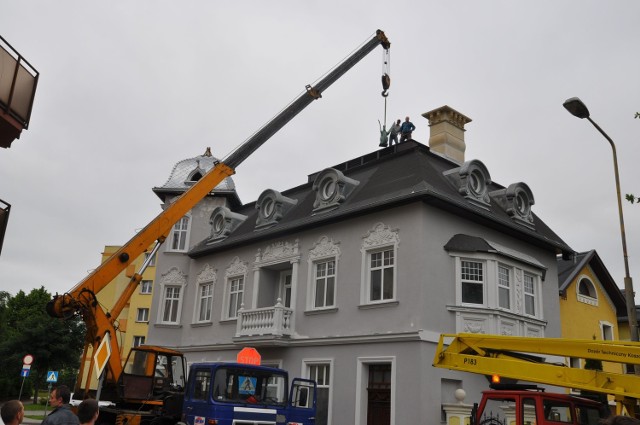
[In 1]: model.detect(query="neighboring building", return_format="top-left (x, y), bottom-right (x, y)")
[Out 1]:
top-left (147, 106), bottom-right (574, 425)
top-left (78, 244), bottom-right (157, 389)
top-left (557, 250), bottom-right (628, 382)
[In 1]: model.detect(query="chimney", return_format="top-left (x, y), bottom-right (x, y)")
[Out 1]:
top-left (421, 105), bottom-right (472, 164)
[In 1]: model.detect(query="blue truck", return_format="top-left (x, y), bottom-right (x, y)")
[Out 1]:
top-left (180, 362), bottom-right (317, 425)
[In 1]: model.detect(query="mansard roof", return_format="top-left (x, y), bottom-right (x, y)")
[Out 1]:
top-left (153, 148), bottom-right (240, 206)
top-left (189, 141), bottom-right (572, 258)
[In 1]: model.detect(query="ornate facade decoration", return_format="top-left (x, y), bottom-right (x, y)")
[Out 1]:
top-left (226, 256), bottom-right (248, 278)
top-left (309, 236), bottom-right (341, 260)
top-left (196, 264), bottom-right (217, 284)
top-left (362, 223), bottom-right (400, 249)
top-left (160, 267), bottom-right (187, 285)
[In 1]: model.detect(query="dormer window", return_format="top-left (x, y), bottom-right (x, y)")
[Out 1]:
top-left (490, 183), bottom-right (535, 229)
top-left (255, 189), bottom-right (297, 230)
top-left (312, 168), bottom-right (359, 213)
top-left (443, 160), bottom-right (492, 209)
top-left (208, 206), bottom-right (247, 242)
top-left (185, 167), bottom-right (205, 186)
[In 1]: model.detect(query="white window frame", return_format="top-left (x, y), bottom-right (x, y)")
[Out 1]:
top-left (307, 236), bottom-right (341, 311)
top-left (225, 275), bottom-right (245, 320)
top-left (600, 321), bottom-right (614, 340)
top-left (167, 215), bottom-right (191, 252)
top-left (195, 281), bottom-right (214, 323)
top-left (133, 335), bottom-right (145, 347)
top-left (312, 259), bottom-right (337, 309)
top-left (136, 307), bottom-right (149, 323)
top-left (523, 272), bottom-right (537, 317)
top-left (460, 259), bottom-right (486, 306)
top-left (497, 263), bottom-right (511, 310)
top-left (576, 275), bottom-right (599, 306)
top-left (354, 356), bottom-right (396, 425)
top-left (302, 358), bottom-right (334, 425)
top-left (452, 253), bottom-right (544, 318)
top-left (140, 280), bottom-right (153, 294)
top-left (157, 267), bottom-right (187, 325)
top-left (162, 286), bottom-right (182, 323)
top-left (360, 223), bottom-right (399, 306)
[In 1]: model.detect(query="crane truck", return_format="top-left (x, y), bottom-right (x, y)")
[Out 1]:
top-left (433, 333), bottom-right (640, 425)
top-left (45, 30), bottom-right (391, 425)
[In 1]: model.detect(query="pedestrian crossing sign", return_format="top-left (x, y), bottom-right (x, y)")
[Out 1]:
top-left (46, 371), bottom-right (59, 382)
top-left (238, 376), bottom-right (257, 395)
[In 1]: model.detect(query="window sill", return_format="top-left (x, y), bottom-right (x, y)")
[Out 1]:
top-left (304, 307), bottom-right (338, 316)
top-left (358, 300), bottom-right (399, 310)
top-left (154, 323), bottom-right (182, 329)
top-left (219, 318), bottom-right (238, 324)
top-left (191, 321), bottom-right (213, 328)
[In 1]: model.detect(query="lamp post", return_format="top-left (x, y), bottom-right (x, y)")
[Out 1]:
top-left (563, 97), bottom-right (639, 343)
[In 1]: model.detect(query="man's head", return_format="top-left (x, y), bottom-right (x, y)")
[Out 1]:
top-left (396, 119), bottom-right (401, 124)
top-left (50, 384), bottom-right (72, 407)
top-left (1, 400), bottom-right (24, 425)
top-left (77, 399), bottom-right (99, 424)
top-left (405, 116), bottom-right (410, 122)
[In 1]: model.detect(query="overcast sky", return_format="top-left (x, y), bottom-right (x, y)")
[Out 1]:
top-left (1, 1), bottom-right (639, 303)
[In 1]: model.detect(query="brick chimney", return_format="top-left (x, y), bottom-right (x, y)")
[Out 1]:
top-left (421, 106), bottom-right (472, 164)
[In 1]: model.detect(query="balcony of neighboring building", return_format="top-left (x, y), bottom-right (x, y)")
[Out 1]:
top-left (0, 35), bottom-right (39, 149)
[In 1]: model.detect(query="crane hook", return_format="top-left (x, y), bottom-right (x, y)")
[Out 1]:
top-left (381, 73), bottom-right (390, 97)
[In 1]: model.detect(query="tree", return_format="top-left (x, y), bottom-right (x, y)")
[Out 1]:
top-left (0, 287), bottom-right (85, 400)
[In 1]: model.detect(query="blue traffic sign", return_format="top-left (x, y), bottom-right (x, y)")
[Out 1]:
top-left (21, 368), bottom-right (30, 378)
top-left (46, 371), bottom-right (58, 383)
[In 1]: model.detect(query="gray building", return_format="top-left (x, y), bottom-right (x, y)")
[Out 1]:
top-left (147, 106), bottom-right (572, 425)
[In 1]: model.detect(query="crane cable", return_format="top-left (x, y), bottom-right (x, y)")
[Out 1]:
top-left (379, 48), bottom-right (391, 147)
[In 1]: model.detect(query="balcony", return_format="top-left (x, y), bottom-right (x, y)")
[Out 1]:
top-left (235, 299), bottom-right (293, 340)
top-left (0, 35), bottom-right (39, 148)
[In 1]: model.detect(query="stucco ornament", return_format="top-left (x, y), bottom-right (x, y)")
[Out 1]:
top-left (226, 256), bottom-right (248, 278)
top-left (309, 236), bottom-right (341, 260)
top-left (258, 239), bottom-right (300, 263)
top-left (161, 267), bottom-right (187, 285)
top-left (362, 223), bottom-right (399, 249)
top-left (196, 264), bottom-right (217, 284)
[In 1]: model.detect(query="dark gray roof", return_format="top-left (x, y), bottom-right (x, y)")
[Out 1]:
top-left (557, 250), bottom-right (627, 314)
top-left (190, 141), bottom-right (573, 258)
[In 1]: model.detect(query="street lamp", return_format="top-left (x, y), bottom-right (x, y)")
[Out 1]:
top-left (563, 97), bottom-right (639, 343)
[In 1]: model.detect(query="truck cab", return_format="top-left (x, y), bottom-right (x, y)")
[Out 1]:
top-left (474, 385), bottom-right (609, 425)
top-left (182, 362), bottom-right (316, 425)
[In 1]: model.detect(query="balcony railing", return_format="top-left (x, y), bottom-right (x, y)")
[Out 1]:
top-left (236, 299), bottom-right (293, 338)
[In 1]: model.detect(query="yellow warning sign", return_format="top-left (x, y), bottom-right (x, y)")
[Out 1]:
top-left (93, 332), bottom-right (112, 377)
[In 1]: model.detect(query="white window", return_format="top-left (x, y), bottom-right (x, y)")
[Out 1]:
top-left (197, 282), bottom-right (214, 322)
top-left (279, 271), bottom-right (292, 308)
top-left (136, 308), bottom-right (149, 322)
top-left (168, 216), bottom-right (190, 252)
top-left (601, 322), bottom-right (614, 340)
top-left (162, 286), bottom-right (181, 323)
top-left (314, 260), bottom-right (336, 308)
top-left (133, 336), bottom-right (145, 347)
top-left (307, 362), bottom-right (332, 425)
top-left (140, 280), bottom-right (153, 294)
top-left (524, 273), bottom-right (536, 316)
top-left (361, 223), bottom-right (399, 306)
top-left (461, 260), bottom-right (484, 305)
top-left (227, 276), bottom-right (244, 319)
top-left (368, 248), bottom-right (395, 302)
top-left (498, 265), bottom-right (511, 309)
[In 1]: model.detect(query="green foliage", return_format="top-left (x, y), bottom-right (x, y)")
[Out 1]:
top-left (626, 194), bottom-right (639, 204)
top-left (0, 287), bottom-right (85, 400)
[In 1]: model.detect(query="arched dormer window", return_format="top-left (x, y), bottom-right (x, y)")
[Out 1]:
top-left (255, 189), bottom-right (297, 230)
top-left (185, 168), bottom-right (205, 186)
top-left (490, 182), bottom-right (535, 229)
top-left (208, 206), bottom-right (247, 242)
top-left (312, 168), bottom-right (359, 213)
top-left (443, 159), bottom-right (492, 209)
top-left (577, 276), bottom-right (598, 306)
